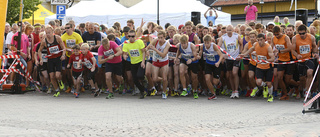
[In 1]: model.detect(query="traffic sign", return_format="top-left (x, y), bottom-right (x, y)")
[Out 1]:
top-left (56, 5), bottom-right (66, 20)
top-left (51, 0), bottom-right (68, 5)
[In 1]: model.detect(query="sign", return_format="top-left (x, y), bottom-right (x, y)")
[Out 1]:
top-left (51, 0), bottom-right (68, 5)
top-left (56, 5), bottom-right (66, 20)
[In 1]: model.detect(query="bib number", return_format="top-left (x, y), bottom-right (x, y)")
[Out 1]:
top-left (299, 45), bottom-right (310, 54)
top-left (181, 54), bottom-right (191, 60)
top-left (129, 49), bottom-right (140, 57)
top-left (48, 46), bottom-right (59, 54)
top-left (206, 54), bottom-right (216, 62)
top-left (257, 55), bottom-right (267, 64)
top-left (87, 40), bottom-right (96, 46)
top-left (104, 49), bottom-right (115, 57)
top-left (227, 43), bottom-right (236, 52)
top-left (73, 61), bottom-right (82, 69)
top-left (66, 39), bottom-right (76, 48)
top-left (275, 44), bottom-right (285, 51)
top-left (84, 60), bottom-right (93, 69)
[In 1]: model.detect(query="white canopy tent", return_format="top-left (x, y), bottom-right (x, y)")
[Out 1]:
top-left (45, 0), bottom-right (231, 28)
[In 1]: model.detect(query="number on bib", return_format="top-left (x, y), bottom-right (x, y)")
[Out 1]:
top-left (66, 39), bottom-right (76, 48)
top-left (275, 44), bottom-right (285, 51)
top-left (227, 43), bottom-right (236, 52)
top-left (84, 60), bottom-right (93, 69)
top-left (73, 61), bottom-right (82, 69)
top-left (48, 46), bottom-right (59, 54)
top-left (87, 40), bottom-right (96, 46)
top-left (299, 45), bottom-right (310, 54)
top-left (257, 55), bottom-right (267, 64)
top-left (104, 49), bottom-right (115, 57)
top-left (129, 49), bottom-right (140, 57)
top-left (181, 54), bottom-right (191, 60)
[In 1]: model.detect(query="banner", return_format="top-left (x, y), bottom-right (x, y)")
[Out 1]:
top-left (0, 0), bottom-right (8, 68)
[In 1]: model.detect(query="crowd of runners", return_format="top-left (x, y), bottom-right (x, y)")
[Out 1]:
top-left (3, 14), bottom-right (320, 102)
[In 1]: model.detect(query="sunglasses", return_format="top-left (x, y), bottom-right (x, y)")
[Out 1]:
top-left (128, 35), bottom-right (135, 38)
top-left (274, 33), bottom-right (280, 36)
top-left (65, 27), bottom-right (70, 29)
top-left (299, 32), bottom-right (306, 35)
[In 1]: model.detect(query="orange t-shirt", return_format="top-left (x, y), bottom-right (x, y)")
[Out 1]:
top-left (273, 35), bottom-right (290, 62)
top-left (255, 43), bottom-right (271, 69)
top-left (295, 34), bottom-right (313, 60)
top-left (247, 41), bottom-right (256, 66)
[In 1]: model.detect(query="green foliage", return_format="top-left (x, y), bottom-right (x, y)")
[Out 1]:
top-left (6, 0), bottom-right (42, 24)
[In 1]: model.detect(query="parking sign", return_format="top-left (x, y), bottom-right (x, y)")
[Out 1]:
top-left (56, 5), bottom-right (66, 20)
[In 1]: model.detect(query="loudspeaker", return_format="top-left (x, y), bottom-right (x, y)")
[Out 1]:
top-left (191, 12), bottom-right (201, 25)
top-left (296, 9), bottom-right (308, 25)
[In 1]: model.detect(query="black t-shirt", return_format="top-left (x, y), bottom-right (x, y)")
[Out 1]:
top-left (81, 31), bottom-right (101, 52)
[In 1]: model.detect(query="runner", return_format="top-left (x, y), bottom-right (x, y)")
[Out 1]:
top-left (292, 25), bottom-right (318, 99)
top-left (175, 34), bottom-right (201, 99)
top-left (168, 34), bottom-right (180, 96)
top-left (80, 43), bottom-right (100, 96)
top-left (200, 34), bottom-right (224, 100)
top-left (122, 30), bottom-right (147, 99)
top-left (147, 30), bottom-right (171, 99)
top-left (38, 25), bottom-right (66, 97)
top-left (61, 23), bottom-right (83, 93)
top-left (217, 25), bottom-right (243, 99)
top-left (242, 30), bottom-right (258, 97)
top-left (271, 26), bottom-right (294, 100)
top-left (98, 38), bottom-right (124, 99)
top-left (34, 32), bottom-right (50, 93)
top-left (67, 45), bottom-right (84, 98)
top-left (239, 33), bottom-right (275, 102)
top-left (81, 23), bottom-right (101, 52)
top-left (184, 21), bottom-right (200, 44)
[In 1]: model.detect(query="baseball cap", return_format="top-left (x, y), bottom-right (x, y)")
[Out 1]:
top-left (178, 24), bottom-right (184, 30)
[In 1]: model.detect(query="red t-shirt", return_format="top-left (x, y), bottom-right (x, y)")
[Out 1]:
top-left (69, 53), bottom-right (84, 72)
top-left (32, 33), bottom-right (40, 45)
top-left (81, 51), bottom-right (98, 69)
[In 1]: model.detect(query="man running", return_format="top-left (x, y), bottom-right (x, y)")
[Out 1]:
top-left (240, 33), bottom-right (275, 102)
top-left (38, 25), bottom-right (66, 97)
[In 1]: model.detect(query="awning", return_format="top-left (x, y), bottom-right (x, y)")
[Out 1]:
top-left (23, 4), bottom-right (54, 25)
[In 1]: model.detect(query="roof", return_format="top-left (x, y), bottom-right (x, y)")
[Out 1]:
top-left (212, 0), bottom-right (289, 7)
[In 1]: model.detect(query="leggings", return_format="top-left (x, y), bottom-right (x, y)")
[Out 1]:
top-left (130, 62), bottom-right (145, 93)
top-left (87, 67), bottom-right (98, 83)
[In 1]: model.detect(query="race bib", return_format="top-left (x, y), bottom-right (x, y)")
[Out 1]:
top-left (48, 46), bottom-right (59, 54)
top-left (66, 39), bottom-right (76, 48)
top-left (258, 55), bottom-right (267, 64)
top-left (168, 52), bottom-right (176, 58)
top-left (104, 49), bottom-right (114, 57)
top-left (87, 40), bottom-right (96, 46)
top-left (181, 54), bottom-right (192, 60)
top-left (84, 60), bottom-right (93, 69)
top-left (226, 43), bottom-right (236, 52)
top-left (42, 53), bottom-right (48, 62)
top-left (154, 53), bottom-right (163, 60)
top-left (148, 50), bottom-right (154, 59)
top-left (206, 54), bottom-right (216, 62)
top-left (73, 61), bottom-right (82, 69)
top-left (203, 52), bottom-right (207, 60)
top-left (129, 49), bottom-right (140, 57)
top-left (299, 45), bottom-right (310, 54)
top-left (275, 44), bottom-right (285, 51)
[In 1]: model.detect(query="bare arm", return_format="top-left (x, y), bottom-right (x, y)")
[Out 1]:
top-left (191, 43), bottom-right (199, 61)
top-left (38, 39), bottom-right (45, 63)
top-left (311, 35), bottom-right (318, 53)
top-left (175, 43), bottom-right (181, 59)
top-left (291, 36), bottom-right (299, 58)
top-left (204, 8), bottom-right (210, 18)
top-left (213, 43), bottom-right (224, 65)
top-left (267, 46), bottom-right (275, 62)
top-left (194, 34), bottom-right (200, 45)
top-left (114, 46), bottom-right (123, 57)
top-left (214, 9), bottom-right (218, 19)
top-left (238, 35), bottom-right (243, 52)
top-left (242, 43), bottom-right (249, 54)
top-left (244, 6), bottom-right (249, 14)
top-left (136, 18), bottom-right (146, 38)
top-left (91, 56), bottom-right (97, 68)
top-left (154, 42), bottom-right (170, 58)
top-left (281, 36), bottom-right (293, 53)
top-left (98, 55), bottom-right (107, 64)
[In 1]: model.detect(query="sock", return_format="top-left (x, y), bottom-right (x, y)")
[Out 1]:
top-left (183, 88), bottom-right (187, 91)
top-left (254, 87), bottom-right (258, 90)
top-left (268, 86), bottom-right (273, 96)
top-left (55, 89), bottom-right (59, 92)
top-left (261, 81), bottom-right (266, 87)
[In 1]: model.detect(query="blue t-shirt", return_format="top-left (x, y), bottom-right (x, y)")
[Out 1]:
top-left (206, 16), bottom-right (216, 26)
top-left (81, 31), bottom-right (101, 47)
top-left (115, 37), bottom-right (121, 45)
top-left (120, 36), bottom-right (130, 62)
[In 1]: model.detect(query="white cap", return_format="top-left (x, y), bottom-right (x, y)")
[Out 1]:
top-left (267, 22), bottom-right (275, 26)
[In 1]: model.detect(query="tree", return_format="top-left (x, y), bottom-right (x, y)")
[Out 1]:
top-left (6, 0), bottom-right (42, 25)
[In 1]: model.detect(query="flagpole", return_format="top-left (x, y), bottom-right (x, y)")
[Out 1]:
top-left (295, 0), bottom-right (297, 21)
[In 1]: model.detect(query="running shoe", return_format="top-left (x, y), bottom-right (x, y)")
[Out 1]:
top-left (58, 81), bottom-right (65, 90)
top-left (263, 86), bottom-right (268, 99)
top-left (208, 94), bottom-right (217, 100)
top-left (106, 92), bottom-right (114, 99)
top-left (71, 88), bottom-right (75, 94)
top-left (180, 90), bottom-right (188, 96)
top-left (245, 89), bottom-right (252, 97)
top-left (170, 90), bottom-right (175, 97)
top-left (230, 91), bottom-right (235, 99)
top-left (250, 88), bottom-right (258, 97)
top-left (65, 87), bottom-right (72, 93)
top-left (53, 91), bottom-right (60, 97)
top-left (221, 89), bottom-right (226, 95)
top-left (140, 91), bottom-right (147, 99)
top-left (94, 89), bottom-right (101, 97)
top-left (162, 92), bottom-right (167, 99)
top-left (267, 94), bottom-right (273, 102)
top-left (174, 91), bottom-right (180, 96)
top-left (150, 88), bottom-right (157, 96)
top-left (187, 86), bottom-right (192, 94)
top-left (119, 84), bottom-right (124, 94)
top-left (193, 91), bottom-right (199, 99)
top-left (74, 92), bottom-right (79, 98)
top-left (47, 87), bottom-right (52, 94)
top-left (234, 91), bottom-right (239, 98)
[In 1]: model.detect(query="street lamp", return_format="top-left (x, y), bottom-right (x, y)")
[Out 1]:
top-left (260, 1), bottom-right (264, 24)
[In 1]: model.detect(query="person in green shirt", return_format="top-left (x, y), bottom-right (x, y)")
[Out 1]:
top-left (283, 17), bottom-right (291, 27)
top-left (274, 16), bottom-right (281, 26)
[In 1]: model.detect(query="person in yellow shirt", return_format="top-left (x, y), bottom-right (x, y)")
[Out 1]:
top-left (122, 30), bottom-right (146, 99)
top-left (61, 23), bottom-right (83, 93)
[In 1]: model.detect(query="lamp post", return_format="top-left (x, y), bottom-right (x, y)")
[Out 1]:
top-left (157, 0), bottom-right (159, 25)
top-left (260, 1), bottom-right (264, 24)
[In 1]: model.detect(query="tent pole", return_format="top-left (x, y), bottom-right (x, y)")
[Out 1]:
top-left (157, 0), bottom-right (159, 25)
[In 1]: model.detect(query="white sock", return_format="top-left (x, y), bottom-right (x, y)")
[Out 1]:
top-left (261, 81), bottom-right (266, 87)
top-left (183, 88), bottom-right (187, 91)
top-left (268, 86), bottom-right (273, 95)
top-left (254, 87), bottom-right (258, 90)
